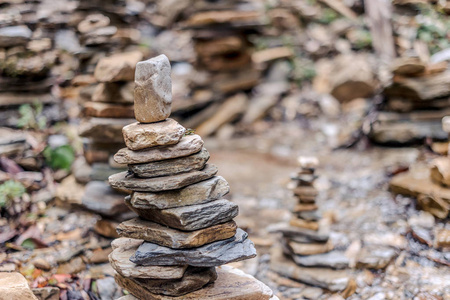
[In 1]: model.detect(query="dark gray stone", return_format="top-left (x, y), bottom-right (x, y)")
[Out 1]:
top-left (130, 229), bottom-right (257, 267)
top-left (81, 181), bottom-right (128, 217)
top-left (290, 251), bottom-right (350, 269)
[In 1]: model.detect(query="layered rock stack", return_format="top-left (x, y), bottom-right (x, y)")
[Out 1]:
top-left (107, 54), bottom-right (275, 299)
top-left (76, 51), bottom-right (144, 221)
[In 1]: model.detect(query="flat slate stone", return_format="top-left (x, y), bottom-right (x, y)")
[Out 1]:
top-left (117, 218), bottom-right (237, 249)
top-left (134, 55), bottom-right (172, 123)
top-left (109, 164), bottom-right (217, 192)
top-left (84, 102), bottom-right (134, 118)
top-left (130, 148), bottom-right (210, 178)
top-left (81, 181), bottom-right (129, 217)
top-left (109, 238), bottom-right (187, 279)
top-left (122, 119), bottom-right (185, 151)
top-left (126, 198), bottom-right (238, 231)
top-left (114, 134), bottom-right (204, 165)
top-left (0, 26), bottom-right (32, 48)
top-left (79, 118), bottom-right (135, 143)
top-left (290, 251), bottom-right (350, 269)
top-left (94, 51), bottom-right (143, 82)
top-left (115, 265), bottom-right (273, 300)
top-left (130, 176), bottom-right (229, 209)
top-left (268, 223), bottom-right (329, 243)
top-left (134, 267), bottom-right (217, 296)
top-left (130, 228), bottom-right (256, 267)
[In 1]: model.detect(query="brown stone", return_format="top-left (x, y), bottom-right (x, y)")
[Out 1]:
top-left (130, 176), bottom-right (229, 209)
top-left (122, 119), bottom-right (185, 151)
top-left (109, 164), bottom-right (218, 192)
top-left (134, 55), bottom-right (172, 123)
top-left (285, 238), bottom-right (333, 256)
top-left (109, 238), bottom-right (187, 279)
top-left (289, 217), bottom-right (319, 231)
top-left (115, 265), bottom-right (273, 300)
top-left (117, 218), bottom-right (237, 249)
top-left (0, 272), bottom-right (38, 300)
top-left (434, 229), bottom-right (450, 248)
top-left (79, 118), bottom-right (134, 143)
top-left (84, 102), bottom-right (134, 118)
top-left (293, 203), bottom-right (318, 212)
top-left (114, 134), bottom-right (204, 165)
top-left (94, 51), bottom-right (143, 82)
top-left (92, 83), bottom-right (134, 104)
top-left (430, 157), bottom-right (450, 187)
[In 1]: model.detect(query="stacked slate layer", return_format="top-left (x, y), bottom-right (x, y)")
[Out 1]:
top-left (77, 51), bottom-right (144, 221)
top-left (108, 54), bottom-right (274, 299)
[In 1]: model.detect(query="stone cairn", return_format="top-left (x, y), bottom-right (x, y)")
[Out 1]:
top-left (107, 54), bottom-right (275, 299)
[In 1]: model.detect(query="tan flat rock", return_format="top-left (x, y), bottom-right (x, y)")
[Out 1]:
top-left (117, 218), bottom-right (237, 249)
top-left (109, 164), bottom-right (218, 192)
top-left (130, 176), bottom-right (229, 209)
top-left (109, 238), bottom-right (187, 279)
top-left (115, 265), bottom-right (273, 300)
top-left (134, 55), bottom-right (172, 123)
top-left (0, 272), bottom-right (38, 300)
top-left (285, 238), bottom-right (333, 256)
top-left (94, 51), bottom-right (143, 82)
top-left (122, 119), bottom-right (185, 151)
top-left (114, 134), bottom-right (203, 164)
top-left (84, 102), bottom-right (134, 118)
top-left (430, 157), bottom-right (450, 187)
top-left (79, 118), bottom-right (135, 143)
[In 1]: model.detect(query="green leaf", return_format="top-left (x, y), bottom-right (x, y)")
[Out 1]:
top-left (43, 145), bottom-right (75, 171)
top-left (21, 238), bottom-right (36, 250)
top-left (0, 180), bottom-right (26, 207)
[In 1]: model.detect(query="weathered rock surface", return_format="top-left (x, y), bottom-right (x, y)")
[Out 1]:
top-left (109, 164), bottom-right (218, 192)
top-left (79, 118), bottom-right (135, 143)
top-left (115, 265), bottom-right (273, 300)
top-left (122, 119), bottom-right (185, 151)
top-left (130, 148), bottom-right (210, 178)
top-left (84, 102), bottom-right (134, 118)
top-left (94, 51), bottom-right (143, 82)
top-left (0, 272), bottom-right (38, 300)
top-left (114, 134), bottom-right (203, 165)
top-left (130, 229), bottom-right (256, 267)
top-left (130, 176), bottom-right (229, 209)
top-left (109, 238), bottom-right (187, 279)
top-left (133, 267), bottom-right (217, 296)
top-left (285, 238), bottom-right (333, 256)
top-left (81, 181), bottom-right (129, 217)
top-left (270, 248), bottom-right (350, 292)
top-left (268, 223), bottom-right (329, 243)
top-left (0, 26), bottom-right (32, 48)
top-left (126, 198), bottom-right (238, 231)
top-left (430, 157), bottom-right (450, 187)
top-left (117, 218), bottom-right (237, 249)
top-left (290, 251), bottom-right (350, 269)
top-left (356, 246), bottom-right (396, 269)
top-left (134, 55), bottom-right (172, 123)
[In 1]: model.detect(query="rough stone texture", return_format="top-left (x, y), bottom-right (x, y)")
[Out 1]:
top-left (268, 223), bottom-right (329, 243)
top-left (94, 51), bottom-right (143, 82)
top-left (131, 229), bottom-right (256, 267)
top-left (134, 267), bottom-right (217, 296)
top-left (356, 246), bottom-right (396, 270)
top-left (130, 176), bottom-right (229, 209)
top-left (115, 265), bottom-right (273, 300)
top-left (270, 248), bottom-right (350, 292)
top-left (430, 157), bottom-right (450, 187)
top-left (114, 134), bottom-right (204, 165)
top-left (31, 287), bottom-right (59, 300)
top-left (109, 164), bottom-right (218, 192)
top-left (126, 198), bottom-right (238, 231)
top-left (81, 181), bottom-right (129, 217)
top-left (84, 102), bottom-right (134, 118)
top-left (134, 55), bottom-right (172, 123)
top-left (0, 26), bottom-right (32, 48)
top-left (92, 83), bottom-right (134, 104)
top-left (79, 118), bottom-right (135, 143)
top-left (122, 119), bottom-right (185, 151)
top-left (290, 251), bottom-right (350, 269)
top-left (109, 238), bottom-right (187, 279)
top-left (117, 218), bottom-right (237, 249)
top-left (285, 238), bottom-right (333, 256)
top-left (130, 148), bottom-right (210, 178)
top-left (0, 272), bottom-right (38, 300)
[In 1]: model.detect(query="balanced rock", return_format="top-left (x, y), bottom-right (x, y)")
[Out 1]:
top-left (130, 148), bottom-right (210, 178)
top-left (130, 176), bottom-right (229, 209)
top-left (114, 134), bottom-right (203, 165)
top-left (94, 51), bottom-right (144, 82)
top-left (109, 164), bottom-right (218, 192)
top-left (132, 267), bottom-right (217, 296)
top-left (117, 218), bottom-right (237, 249)
top-left (134, 55), bottom-right (172, 123)
top-left (109, 238), bottom-right (187, 279)
top-left (122, 119), bottom-right (185, 151)
top-left (130, 229), bottom-right (256, 267)
top-left (115, 265), bottom-right (273, 300)
top-left (125, 198), bottom-right (238, 231)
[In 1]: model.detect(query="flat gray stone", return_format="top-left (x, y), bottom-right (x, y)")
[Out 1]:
top-left (126, 198), bottom-right (238, 231)
top-left (122, 119), bottom-right (185, 151)
top-left (134, 55), bottom-right (172, 123)
top-left (130, 176), bottom-right (229, 209)
top-left (134, 267), bottom-right (217, 296)
top-left (109, 164), bottom-right (218, 192)
top-left (290, 251), bottom-right (350, 269)
top-left (130, 229), bottom-right (256, 267)
top-left (81, 181), bottom-right (129, 217)
top-left (268, 223), bottom-right (329, 243)
top-left (130, 148), bottom-right (210, 178)
top-left (79, 117), bottom-right (135, 143)
top-left (114, 134), bottom-right (203, 165)
top-left (117, 218), bottom-right (237, 249)
top-left (94, 51), bottom-right (143, 82)
top-left (109, 238), bottom-right (187, 279)
top-left (0, 26), bottom-right (32, 48)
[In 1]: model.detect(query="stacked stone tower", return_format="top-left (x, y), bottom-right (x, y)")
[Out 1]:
top-left (108, 55), bottom-right (275, 299)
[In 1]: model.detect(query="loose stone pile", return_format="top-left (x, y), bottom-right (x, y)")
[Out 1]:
top-left (108, 54), bottom-right (275, 299)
